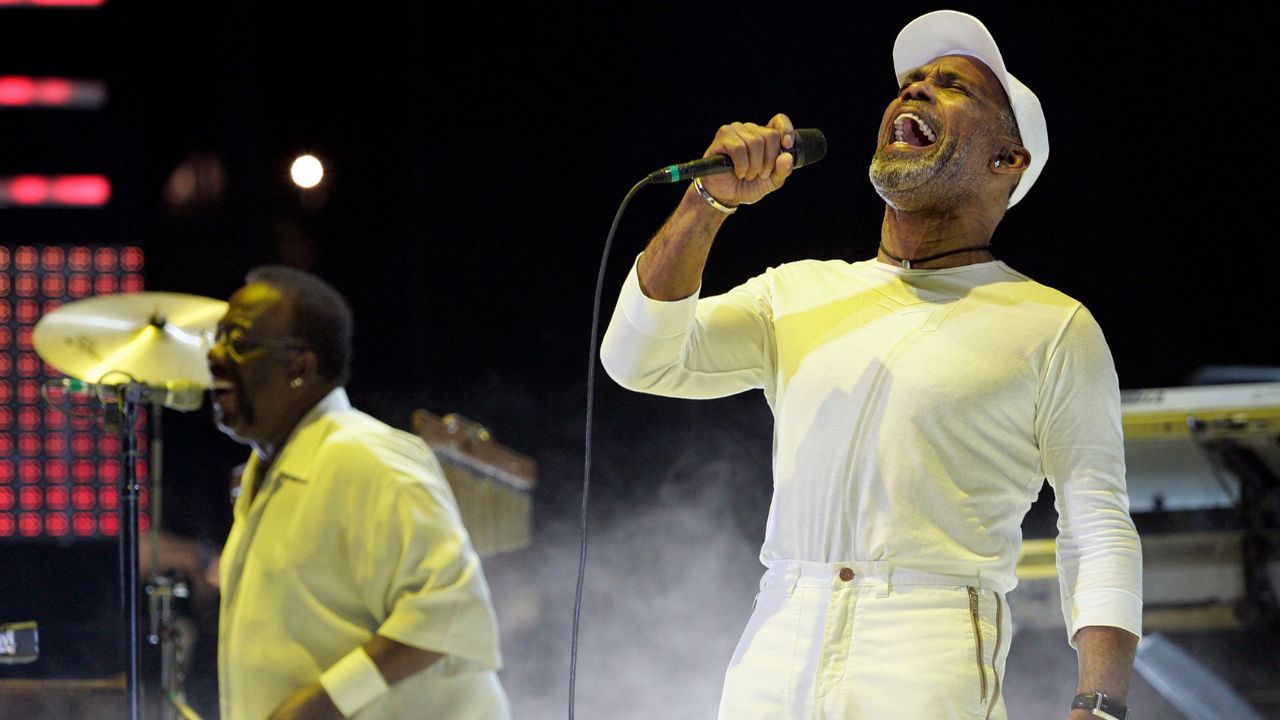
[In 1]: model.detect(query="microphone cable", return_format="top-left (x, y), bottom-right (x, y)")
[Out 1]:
top-left (569, 130), bottom-right (824, 717)
top-left (570, 176), bottom-right (649, 720)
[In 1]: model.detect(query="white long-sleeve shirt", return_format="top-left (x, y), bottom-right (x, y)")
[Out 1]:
top-left (601, 256), bottom-right (1142, 642)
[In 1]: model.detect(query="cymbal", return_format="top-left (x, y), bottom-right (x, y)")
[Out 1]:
top-left (33, 292), bottom-right (228, 387)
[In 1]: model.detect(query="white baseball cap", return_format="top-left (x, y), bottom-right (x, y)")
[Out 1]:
top-left (892, 10), bottom-right (1049, 208)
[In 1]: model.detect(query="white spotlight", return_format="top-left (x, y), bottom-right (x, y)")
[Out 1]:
top-left (290, 154), bottom-right (324, 189)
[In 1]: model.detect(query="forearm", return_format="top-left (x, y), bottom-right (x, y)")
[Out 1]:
top-left (1069, 625), bottom-right (1138, 719)
top-left (364, 634), bottom-right (443, 684)
top-left (636, 182), bottom-right (729, 300)
top-left (272, 636), bottom-right (442, 719)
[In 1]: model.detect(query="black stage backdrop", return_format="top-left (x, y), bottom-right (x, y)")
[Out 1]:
top-left (1, 2), bottom-right (1275, 718)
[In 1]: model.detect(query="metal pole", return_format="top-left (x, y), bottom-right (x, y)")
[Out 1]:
top-left (120, 390), bottom-right (142, 719)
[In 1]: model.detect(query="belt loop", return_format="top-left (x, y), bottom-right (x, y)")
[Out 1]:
top-left (786, 563), bottom-right (801, 598)
top-left (874, 561), bottom-right (890, 598)
top-left (874, 576), bottom-right (889, 598)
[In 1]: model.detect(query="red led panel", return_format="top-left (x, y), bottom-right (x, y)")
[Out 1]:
top-left (19, 512), bottom-right (41, 537)
top-left (46, 512), bottom-right (69, 537)
top-left (2, 245), bottom-right (148, 543)
top-left (68, 274), bottom-right (90, 297)
top-left (72, 486), bottom-right (94, 510)
top-left (18, 432), bottom-right (40, 455)
top-left (42, 274), bottom-right (65, 296)
top-left (94, 275), bottom-right (117, 295)
top-left (45, 459), bottom-right (67, 482)
top-left (72, 459), bottom-right (93, 482)
top-left (72, 511), bottom-right (94, 536)
top-left (97, 458), bottom-right (119, 483)
top-left (46, 486), bottom-right (68, 510)
top-left (19, 485), bottom-right (41, 510)
top-left (44, 433), bottom-right (66, 455)
top-left (40, 247), bottom-right (64, 270)
top-left (18, 460), bottom-right (38, 483)
top-left (16, 300), bottom-right (38, 324)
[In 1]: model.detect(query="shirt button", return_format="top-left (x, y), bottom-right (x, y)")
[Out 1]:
top-left (838, 567), bottom-right (855, 582)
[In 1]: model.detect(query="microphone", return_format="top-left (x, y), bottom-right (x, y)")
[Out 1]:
top-left (647, 128), bottom-right (828, 184)
top-left (48, 378), bottom-right (207, 412)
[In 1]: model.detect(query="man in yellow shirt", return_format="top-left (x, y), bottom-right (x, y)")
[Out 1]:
top-left (209, 266), bottom-right (509, 719)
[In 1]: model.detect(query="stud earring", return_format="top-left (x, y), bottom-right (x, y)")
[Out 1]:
top-left (290, 377), bottom-right (303, 389)
top-left (994, 159), bottom-right (1002, 167)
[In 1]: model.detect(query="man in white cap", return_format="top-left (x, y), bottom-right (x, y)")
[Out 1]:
top-left (602, 9), bottom-right (1140, 720)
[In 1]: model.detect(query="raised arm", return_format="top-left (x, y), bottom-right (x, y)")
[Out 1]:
top-left (638, 114), bottom-right (797, 300)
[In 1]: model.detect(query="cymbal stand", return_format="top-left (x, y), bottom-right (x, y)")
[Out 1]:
top-left (144, 401), bottom-right (203, 720)
top-left (113, 385), bottom-right (144, 720)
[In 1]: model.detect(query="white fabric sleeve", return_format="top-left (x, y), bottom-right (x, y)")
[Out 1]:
top-left (1036, 305), bottom-right (1143, 646)
top-left (319, 647), bottom-right (389, 717)
top-left (599, 255), bottom-right (777, 400)
top-left (348, 455), bottom-right (503, 675)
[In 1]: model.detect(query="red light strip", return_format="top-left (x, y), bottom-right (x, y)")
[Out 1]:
top-left (0, 76), bottom-right (107, 109)
top-left (0, 0), bottom-right (107, 6)
top-left (0, 175), bottom-right (111, 208)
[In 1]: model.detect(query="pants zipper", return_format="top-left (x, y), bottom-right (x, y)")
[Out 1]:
top-left (986, 589), bottom-right (1003, 720)
top-left (967, 586), bottom-right (988, 705)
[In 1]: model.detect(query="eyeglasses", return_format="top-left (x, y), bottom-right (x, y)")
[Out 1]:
top-left (207, 325), bottom-right (308, 363)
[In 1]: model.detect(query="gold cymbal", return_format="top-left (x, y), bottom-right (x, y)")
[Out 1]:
top-left (33, 292), bottom-right (228, 386)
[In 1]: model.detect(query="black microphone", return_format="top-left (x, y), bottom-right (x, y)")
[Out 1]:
top-left (647, 128), bottom-right (827, 184)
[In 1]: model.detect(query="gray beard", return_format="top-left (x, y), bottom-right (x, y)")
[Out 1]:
top-left (868, 139), bottom-right (981, 214)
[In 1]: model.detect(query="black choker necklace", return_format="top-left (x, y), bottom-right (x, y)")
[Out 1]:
top-left (878, 242), bottom-right (992, 269)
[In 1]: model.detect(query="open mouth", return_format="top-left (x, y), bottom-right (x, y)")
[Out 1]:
top-left (892, 112), bottom-right (937, 147)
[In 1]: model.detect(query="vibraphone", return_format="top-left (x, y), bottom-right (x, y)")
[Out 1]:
top-left (411, 410), bottom-right (536, 556)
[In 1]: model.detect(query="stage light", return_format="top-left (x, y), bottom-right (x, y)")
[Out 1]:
top-left (0, 76), bottom-right (107, 109)
top-left (290, 154), bottom-right (324, 189)
top-left (0, 0), bottom-right (108, 7)
top-left (0, 175), bottom-right (111, 208)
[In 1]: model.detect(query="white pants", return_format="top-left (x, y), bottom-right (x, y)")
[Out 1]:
top-left (717, 561), bottom-right (1011, 720)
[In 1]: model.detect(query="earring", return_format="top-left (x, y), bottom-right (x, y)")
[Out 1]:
top-left (994, 159), bottom-right (1002, 167)
top-left (290, 377), bottom-right (303, 389)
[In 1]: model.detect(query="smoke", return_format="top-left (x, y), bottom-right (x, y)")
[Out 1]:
top-left (481, 386), bottom-right (774, 719)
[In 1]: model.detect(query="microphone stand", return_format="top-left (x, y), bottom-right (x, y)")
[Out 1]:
top-left (115, 385), bottom-right (144, 720)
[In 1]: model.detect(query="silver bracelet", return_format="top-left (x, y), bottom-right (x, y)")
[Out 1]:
top-left (693, 178), bottom-right (737, 215)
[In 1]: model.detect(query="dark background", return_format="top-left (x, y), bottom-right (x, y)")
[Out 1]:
top-left (2, 1), bottom-right (1276, 717)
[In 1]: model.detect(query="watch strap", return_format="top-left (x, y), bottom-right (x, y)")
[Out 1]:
top-left (1071, 692), bottom-right (1128, 720)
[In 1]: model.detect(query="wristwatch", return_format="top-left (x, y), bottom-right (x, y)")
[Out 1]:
top-left (1071, 692), bottom-right (1128, 720)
